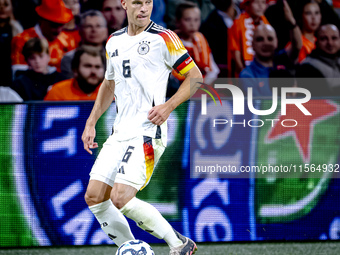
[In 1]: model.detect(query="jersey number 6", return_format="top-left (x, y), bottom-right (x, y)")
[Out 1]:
top-left (122, 146), bottom-right (135, 163)
top-left (122, 60), bottom-right (132, 78)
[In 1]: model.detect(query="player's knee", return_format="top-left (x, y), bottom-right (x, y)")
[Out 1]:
top-left (111, 195), bottom-right (126, 209)
top-left (84, 190), bottom-right (104, 207)
top-left (84, 191), bottom-right (94, 206)
top-left (111, 184), bottom-right (137, 209)
top-left (111, 191), bottom-right (134, 209)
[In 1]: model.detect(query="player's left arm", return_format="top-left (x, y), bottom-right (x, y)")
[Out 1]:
top-left (148, 64), bottom-right (202, 126)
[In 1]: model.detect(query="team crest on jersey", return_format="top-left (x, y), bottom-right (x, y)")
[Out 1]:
top-left (138, 41), bottom-right (150, 55)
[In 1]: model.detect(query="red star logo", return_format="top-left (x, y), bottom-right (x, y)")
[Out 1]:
top-left (266, 100), bottom-right (339, 163)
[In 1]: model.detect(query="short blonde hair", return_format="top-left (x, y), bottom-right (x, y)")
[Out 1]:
top-left (22, 37), bottom-right (50, 61)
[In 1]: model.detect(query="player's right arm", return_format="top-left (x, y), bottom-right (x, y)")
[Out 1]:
top-left (82, 78), bottom-right (115, 154)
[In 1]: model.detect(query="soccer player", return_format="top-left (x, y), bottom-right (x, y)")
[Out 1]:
top-left (81, 0), bottom-right (202, 254)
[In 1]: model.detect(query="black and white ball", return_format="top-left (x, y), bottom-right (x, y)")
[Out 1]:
top-left (115, 240), bottom-right (155, 255)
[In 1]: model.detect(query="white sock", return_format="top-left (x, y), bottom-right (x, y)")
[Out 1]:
top-left (120, 197), bottom-right (182, 248)
top-left (89, 199), bottom-right (135, 246)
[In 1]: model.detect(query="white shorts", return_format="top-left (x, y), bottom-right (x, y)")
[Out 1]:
top-left (89, 135), bottom-right (165, 190)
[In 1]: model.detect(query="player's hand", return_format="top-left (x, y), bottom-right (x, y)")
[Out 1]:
top-left (148, 103), bottom-right (171, 126)
top-left (82, 125), bottom-right (98, 154)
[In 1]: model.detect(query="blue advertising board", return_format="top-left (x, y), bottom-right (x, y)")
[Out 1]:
top-left (1, 101), bottom-right (340, 247)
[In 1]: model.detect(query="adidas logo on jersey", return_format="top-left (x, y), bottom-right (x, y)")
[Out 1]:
top-left (111, 49), bottom-right (118, 57)
top-left (152, 23), bottom-right (166, 31)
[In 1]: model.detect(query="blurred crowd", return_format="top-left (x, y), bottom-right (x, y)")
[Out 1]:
top-left (1, 0), bottom-right (340, 102)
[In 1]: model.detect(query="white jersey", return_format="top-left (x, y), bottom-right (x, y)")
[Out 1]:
top-left (105, 21), bottom-right (195, 145)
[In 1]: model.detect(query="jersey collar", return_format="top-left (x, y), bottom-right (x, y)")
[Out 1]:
top-left (125, 21), bottom-right (154, 36)
top-left (144, 21), bottom-right (154, 32)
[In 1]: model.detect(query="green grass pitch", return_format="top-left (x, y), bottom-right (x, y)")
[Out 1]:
top-left (1, 242), bottom-right (340, 255)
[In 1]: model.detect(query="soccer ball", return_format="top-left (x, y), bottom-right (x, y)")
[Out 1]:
top-left (115, 240), bottom-right (155, 255)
